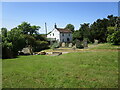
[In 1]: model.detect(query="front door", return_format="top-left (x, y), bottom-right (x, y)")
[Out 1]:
top-left (67, 38), bottom-right (70, 42)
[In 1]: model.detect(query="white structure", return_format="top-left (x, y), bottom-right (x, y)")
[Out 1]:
top-left (47, 24), bottom-right (72, 42)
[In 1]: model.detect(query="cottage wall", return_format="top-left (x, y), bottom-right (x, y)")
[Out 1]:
top-left (60, 33), bottom-right (72, 42)
top-left (47, 28), bottom-right (60, 42)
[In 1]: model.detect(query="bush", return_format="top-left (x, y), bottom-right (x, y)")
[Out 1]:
top-left (76, 39), bottom-right (84, 49)
top-left (107, 31), bottom-right (120, 45)
top-left (2, 41), bottom-right (13, 59)
top-left (34, 40), bottom-right (49, 52)
top-left (51, 42), bottom-right (60, 50)
top-left (107, 28), bottom-right (120, 45)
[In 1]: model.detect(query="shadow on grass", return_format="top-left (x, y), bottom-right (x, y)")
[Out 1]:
top-left (2, 54), bottom-right (33, 60)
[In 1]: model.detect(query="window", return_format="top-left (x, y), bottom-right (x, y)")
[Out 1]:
top-left (62, 39), bottom-right (64, 42)
top-left (62, 33), bottom-right (64, 36)
top-left (69, 33), bottom-right (70, 36)
top-left (53, 33), bottom-right (54, 36)
top-left (50, 34), bottom-right (51, 36)
top-left (67, 38), bottom-right (70, 42)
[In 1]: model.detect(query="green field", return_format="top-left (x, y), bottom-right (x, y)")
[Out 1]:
top-left (2, 44), bottom-right (119, 88)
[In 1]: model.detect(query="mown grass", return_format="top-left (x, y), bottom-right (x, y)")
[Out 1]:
top-left (2, 44), bottom-right (119, 88)
top-left (89, 43), bottom-right (120, 50)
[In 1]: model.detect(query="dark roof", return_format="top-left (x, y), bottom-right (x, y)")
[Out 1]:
top-left (56, 28), bottom-right (72, 33)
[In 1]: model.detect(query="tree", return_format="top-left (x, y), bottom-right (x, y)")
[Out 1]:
top-left (33, 34), bottom-right (47, 41)
top-left (107, 27), bottom-right (120, 45)
top-left (7, 28), bottom-right (26, 56)
top-left (24, 34), bottom-right (36, 46)
top-left (1, 22), bottom-right (49, 59)
top-left (73, 30), bottom-right (82, 41)
top-left (33, 40), bottom-right (49, 52)
top-left (1, 28), bottom-right (14, 58)
top-left (90, 18), bottom-right (109, 43)
top-left (65, 24), bottom-right (75, 33)
top-left (18, 22), bottom-right (40, 35)
top-left (107, 29), bottom-right (120, 45)
top-left (79, 23), bottom-right (90, 41)
top-left (107, 15), bottom-right (117, 27)
top-left (1, 28), bottom-right (7, 37)
top-left (29, 25), bottom-right (40, 35)
top-left (18, 22), bottom-right (31, 34)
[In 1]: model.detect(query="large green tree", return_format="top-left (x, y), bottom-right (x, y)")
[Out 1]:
top-left (1, 22), bottom-right (48, 58)
top-left (7, 28), bottom-right (26, 56)
top-left (79, 23), bottom-right (90, 41)
top-left (90, 18), bottom-right (109, 42)
top-left (1, 28), bottom-right (13, 58)
top-left (65, 24), bottom-right (75, 32)
top-left (18, 22), bottom-right (40, 35)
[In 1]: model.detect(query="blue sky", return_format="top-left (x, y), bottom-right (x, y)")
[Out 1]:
top-left (2, 2), bottom-right (118, 34)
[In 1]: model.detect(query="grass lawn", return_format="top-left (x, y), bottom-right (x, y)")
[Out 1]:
top-left (2, 44), bottom-right (119, 88)
top-left (88, 43), bottom-right (120, 50)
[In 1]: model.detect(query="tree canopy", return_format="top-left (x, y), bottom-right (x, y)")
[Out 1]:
top-left (65, 24), bottom-right (75, 33)
top-left (1, 22), bottom-right (48, 59)
top-left (72, 15), bottom-right (120, 44)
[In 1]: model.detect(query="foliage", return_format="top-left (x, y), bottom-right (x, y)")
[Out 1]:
top-left (73, 15), bottom-right (119, 43)
top-left (7, 28), bottom-right (26, 56)
top-left (33, 34), bottom-right (47, 41)
top-left (1, 22), bottom-right (48, 58)
top-left (30, 25), bottom-right (40, 35)
top-left (51, 42), bottom-right (60, 50)
top-left (2, 40), bottom-right (13, 59)
top-left (79, 23), bottom-right (90, 41)
top-left (1, 28), bottom-right (7, 37)
top-left (107, 27), bottom-right (120, 45)
top-left (18, 22), bottom-right (40, 35)
top-left (24, 34), bottom-right (36, 46)
top-left (90, 18), bottom-right (109, 43)
top-left (107, 27), bottom-right (116, 35)
top-left (75, 39), bottom-right (84, 49)
top-left (34, 40), bottom-right (49, 52)
top-left (72, 30), bottom-right (82, 41)
top-left (107, 15), bottom-right (118, 27)
top-left (65, 24), bottom-right (75, 32)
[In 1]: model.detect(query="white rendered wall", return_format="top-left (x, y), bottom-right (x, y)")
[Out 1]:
top-left (47, 28), bottom-right (60, 42)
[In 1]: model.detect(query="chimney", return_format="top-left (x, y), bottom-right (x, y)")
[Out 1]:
top-left (55, 23), bottom-right (57, 28)
top-left (45, 22), bottom-right (47, 37)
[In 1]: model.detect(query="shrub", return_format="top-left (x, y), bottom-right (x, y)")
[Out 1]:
top-left (34, 40), bottom-right (49, 52)
top-left (107, 31), bottom-right (120, 45)
top-left (51, 42), bottom-right (60, 50)
top-left (107, 27), bottom-right (120, 45)
top-left (76, 39), bottom-right (84, 49)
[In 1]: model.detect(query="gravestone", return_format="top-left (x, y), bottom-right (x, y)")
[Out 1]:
top-left (94, 39), bottom-right (98, 45)
top-left (21, 45), bottom-right (33, 55)
top-left (68, 43), bottom-right (73, 48)
top-left (72, 45), bottom-right (76, 50)
top-left (83, 39), bottom-right (88, 48)
top-left (22, 48), bottom-right (31, 55)
top-left (61, 42), bottom-right (66, 47)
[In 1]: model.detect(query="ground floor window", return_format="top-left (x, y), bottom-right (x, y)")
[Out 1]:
top-left (67, 38), bottom-right (70, 42)
top-left (62, 39), bottom-right (64, 42)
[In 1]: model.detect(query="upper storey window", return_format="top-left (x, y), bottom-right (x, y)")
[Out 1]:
top-left (69, 33), bottom-right (70, 36)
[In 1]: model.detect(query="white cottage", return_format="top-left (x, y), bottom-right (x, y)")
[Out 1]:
top-left (47, 24), bottom-right (72, 42)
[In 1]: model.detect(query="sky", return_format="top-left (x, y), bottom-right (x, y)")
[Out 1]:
top-left (2, 2), bottom-right (118, 34)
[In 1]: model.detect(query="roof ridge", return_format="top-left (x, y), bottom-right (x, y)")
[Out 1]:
top-left (56, 27), bottom-right (72, 33)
